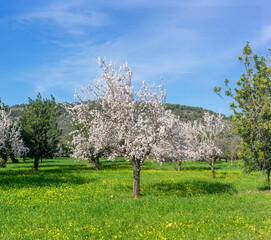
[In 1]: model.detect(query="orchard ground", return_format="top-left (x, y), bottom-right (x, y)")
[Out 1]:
top-left (0, 158), bottom-right (271, 239)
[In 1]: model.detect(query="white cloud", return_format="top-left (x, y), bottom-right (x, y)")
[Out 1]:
top-left (251, 25), bottom-right (271, 48)
top-left (20, 0), bottom-right (109, 35)
top-left (261, 25), bottom-right (271, 43)
top-left (8, 0), bottom-right (253, 99)
top-left (15, 22), bottom-right (241, 96)
top-left (92, 0), bottom-right (234, 9)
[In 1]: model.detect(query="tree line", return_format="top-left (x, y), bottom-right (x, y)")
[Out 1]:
top-left (0, 43), bottom-right (270, 197)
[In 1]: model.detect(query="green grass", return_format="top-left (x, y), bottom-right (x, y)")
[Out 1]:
top-left (0, 158), bottom-right (270, 239)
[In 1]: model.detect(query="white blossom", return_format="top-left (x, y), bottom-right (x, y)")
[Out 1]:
top-left (185, 112), bottom-right (224, 178)
top-left (0, 106), bottom-right (28, 162)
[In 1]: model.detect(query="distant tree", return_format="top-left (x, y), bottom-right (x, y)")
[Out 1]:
top-left (53, 143), bottom-right (64, 158)
top-left (216, 121), bottom-right (241, 165)
top-left (215, 43), bottom-right (271, 190)
top-left (20, 93), bottom-right (61, 170)
top-left (0, 105), bottom-right (28, 167)
top-left (155, 117), bottom-right (188, 172)
top-left (186, 112), bottom-right (224, 178)
top-left (60, 141), bottom-right (72, 157)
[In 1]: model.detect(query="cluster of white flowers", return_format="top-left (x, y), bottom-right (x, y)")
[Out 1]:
top-left (185, 112), bottom-right (224, 160)
top-left (152, 111), bottom-right (187, 163)
top-left (184, 112), bottom-right (224, 178)
top-left (0, 106), bottom-right (28, 162)
top-left (0, 107), bottom-right (9, 151)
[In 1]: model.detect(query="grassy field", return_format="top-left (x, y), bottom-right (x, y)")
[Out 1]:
top-left (0, 158), bottom-right (271, 240)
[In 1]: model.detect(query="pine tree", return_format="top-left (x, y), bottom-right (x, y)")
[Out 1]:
top-left (20, 93), bottom-right (61, 170)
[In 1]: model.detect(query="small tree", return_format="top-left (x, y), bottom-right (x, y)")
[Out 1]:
top-left (216, 121), bottom-right (241, 165)
top-left (0, 106), bottom-right (28, 167)
top-left (67, 104), bottom-right (116, 170)
top-left (154, 115), bottom-right (188, 171)
top-left (186, 112), bottom-right (224, 178)
top-left (215, 43), bottom-right (271, 190)
top-left (20, 93), bottom-right (61, 170)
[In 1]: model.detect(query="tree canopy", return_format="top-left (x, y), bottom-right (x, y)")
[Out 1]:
top-left (215, 43), bottom-right (271, 190)
top-left (20, 93), bottom-right (61, 170)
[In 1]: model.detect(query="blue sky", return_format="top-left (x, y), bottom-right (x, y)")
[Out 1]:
top-left (0, 0), bottom-right (270, 115)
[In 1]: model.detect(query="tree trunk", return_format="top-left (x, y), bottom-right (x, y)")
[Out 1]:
top-left (10, 153), bottom-right (19, 163)
top-left (178, 160), bottom-right (182, 172)
top-left (208, 158), bottom-right (215, 179)
top-left (225, 157), bottom-right (227, 163)
top-left (132, 157), bottom-right (141, 198)
top-left (33, 156), bottom-right (39, 170)
top-left (133, 167), bottom-right (140, 198)
top-left (267, 170), bottom-right (270, 193)
top-left (231, 157), bottom-right (234, 166)
top-left (94, 156), bottom-right (100, 171)
top-left (211, 166), bottom-right (215, 178)
top-left (1, 156), bottom-right (8, 167)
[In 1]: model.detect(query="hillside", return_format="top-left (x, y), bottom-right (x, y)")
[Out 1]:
top-left (165, 103), bottom-right (218, 122)
top-left (7, 103), bottom-right (223, 141)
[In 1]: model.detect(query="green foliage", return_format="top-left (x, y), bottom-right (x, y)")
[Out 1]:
top-left (59, 141), bottom-right (72, 157)
top-left (0, 158), bottom-right (270, 239)
top-left (215, 42), bottom-right (271, 188)
top-left (20, 93), bottom-right (61, 169)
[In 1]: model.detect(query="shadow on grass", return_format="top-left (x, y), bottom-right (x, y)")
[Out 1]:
top-left (0, 164), bottom-right (91, 175)
top-left (99, 160), bottom-right (131, 170)
top-left (181, 164), bottom-right (222, 171)
top-left (140, 161), bottom-right (225, 172)
top-left (115, 179), bottom-right (237, 196)
top-left (258, 185), bottom-right (271, 191)
top-left (0, 166), bottom-right (97, 191)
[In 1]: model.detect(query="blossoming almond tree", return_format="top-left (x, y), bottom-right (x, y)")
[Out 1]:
top-left (72, 58), bottom-right (178, 197)
top-left (67, 102), bottom-right (117, 170)
top-left (186, 112), bottom-right (224, 178)
top-left (0, 106), bottom-right (28, 167)
top-left (153, 112), bottom-right (188, 171)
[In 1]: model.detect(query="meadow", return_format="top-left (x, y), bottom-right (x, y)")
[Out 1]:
top-left (0, 158), bottom-right (270, 240)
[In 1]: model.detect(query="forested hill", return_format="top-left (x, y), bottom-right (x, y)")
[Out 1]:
top-left (165, 103), bottom-right (218, 122)
top-left (7, 103), bottom-right (223, 141)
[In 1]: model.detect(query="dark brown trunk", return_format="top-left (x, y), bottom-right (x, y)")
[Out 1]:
top-left (132, 157), bottom-right (141, 198)
top-left (211, 166), bottom-right (215, 178)
top-left (133, 167), bottom-right (140, 198)
top-left (94, 156), bottom-right (100, 171)
top-left (10, 154), bottom-right (18, 163)
top-left (178, 160), bottom-right (182, 172)
top-left (225, 158), bottom-right (227, 163)
top-left (1, 156), bottom-right (8, 167)
top-left (208, 158), bottom-right (215, 179)
top-left (33, 156), bottom-right (39, 170)
top-left (267, 171), bottom-right (270, 193)
top-left (231, 157), bottom-right (234, 166)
